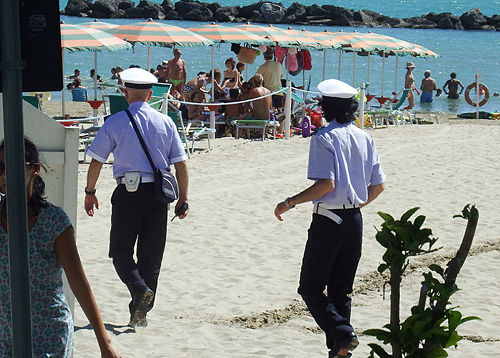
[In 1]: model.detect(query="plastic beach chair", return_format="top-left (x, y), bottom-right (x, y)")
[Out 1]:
top-left (168, 110), bottom-right (215, 155)
top-left (231, 119), bottom-right (279, 140)
top-left (108, 95), bottom-right (129, 114)
top-left (72, 87), bottom-right (88, 102)
top-left (149, 83), bottom-right (172, 111)
top-left (22, 95), bottom-right (40, 109)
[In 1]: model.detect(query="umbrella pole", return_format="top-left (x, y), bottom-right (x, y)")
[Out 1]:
top-left (322, 49), bottom-right (326, 81)
top-left (147, 46), bottom-right (151, 70)
top-left (352, 52), bottom-right (356, 86)
top-left (338, 49), bottom-right (342, 79)
top-left (62, 49), bottom-right (66, 117)
top-left (381, 52), bottom-right (385, 97)
top-left (395, 56), bottom-right (398, 93)
top-left (94, 52), bottom-right (98, 101)
top-left (210, 44), bottom-right (215, 140)
top-left (367, 52), bottom-right (370, 89)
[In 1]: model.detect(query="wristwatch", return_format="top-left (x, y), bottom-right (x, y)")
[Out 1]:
top-left (284, 197), bottom-right (295, 209)
top-left (84, 187), bottom-right (96, 195)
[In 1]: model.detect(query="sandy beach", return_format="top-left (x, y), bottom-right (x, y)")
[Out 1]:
top-left (42, 101), bottom-right (500, 357)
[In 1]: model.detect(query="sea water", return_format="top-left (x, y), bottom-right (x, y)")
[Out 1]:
top-left (56, 0), bottom-right (500, 114)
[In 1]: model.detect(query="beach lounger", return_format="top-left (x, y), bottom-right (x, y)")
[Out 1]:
top-left (107, 94), bottom-right (129, 115)
top-left (168, 110), bottom-right (215, 155)
top-left (150, 83), bottom-right (172, 111)
top-left (231, 119), bottom-right (279, 140)
top-left (367, 89), bottom-right (411, 127)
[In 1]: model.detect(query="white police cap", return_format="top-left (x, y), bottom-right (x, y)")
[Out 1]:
top-left (120, 68), bottom-right (158, 89)
top-left (317, 79), bottom-right (357, 99)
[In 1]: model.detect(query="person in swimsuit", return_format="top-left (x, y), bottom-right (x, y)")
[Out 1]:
top-left (164, 49), bottom-right (187, 99)
top-left (442, 72), bottom-right (464, 99)
top-left (420, 70), bottom-right (437, 103)
top-left (223, 58), bottom-right (241, 94)
top-left (403, 62), bottom-right (420, 110)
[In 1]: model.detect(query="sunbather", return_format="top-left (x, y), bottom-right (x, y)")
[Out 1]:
top-left (187, 91), bottom-right (208, 122)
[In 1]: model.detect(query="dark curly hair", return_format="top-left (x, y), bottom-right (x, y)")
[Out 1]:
top-left (0, 138), bottom-right (47, 214)
top-left (321, 96), bottom-right (359, 124)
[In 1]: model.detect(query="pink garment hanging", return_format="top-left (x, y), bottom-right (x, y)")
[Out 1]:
top-left (275, 44), bottom-right (287, 64)
top-left (286, 53), bottom-right (298, 72)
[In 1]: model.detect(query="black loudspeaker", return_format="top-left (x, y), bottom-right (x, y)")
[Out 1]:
top-left (0, 0), bottom-right (62, 92)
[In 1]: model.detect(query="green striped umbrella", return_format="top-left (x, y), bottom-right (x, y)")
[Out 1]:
top-left (233, 23), bottom-right (303, 47)
top-left (79, 19), bottom-right (119, 31)
top-left (108, 19), bottom-right (214, 68)
top-left (60, 22), bottom-right (132, 114)
top-left (187, 22), bottom-right (273, 45)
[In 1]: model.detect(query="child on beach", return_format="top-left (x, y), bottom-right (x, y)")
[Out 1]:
top-left (0, 138), bottom-right (120, 358)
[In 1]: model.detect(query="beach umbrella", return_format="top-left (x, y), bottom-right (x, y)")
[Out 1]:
top-left (79, 19), bottom-right (119, 31)
top-left (60, 22), bottom-right (132, 116)
top-left (232, 23), bottom-right (304, 48)
top-left (108, 19), bottom-right (214, 69)
top-left (187, 22), bottom-right (273, 45)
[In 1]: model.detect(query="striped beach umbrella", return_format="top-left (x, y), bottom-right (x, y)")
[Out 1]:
top-left (79, 19), bottom-right (119, 31)
top-left (60, 22), bottom-right (132, 114)
top-left (233, 23), bottom-right (303, 48)
top-left (108, 19), bottom-right (214, 68)
top-left (187, 22), bottom-right (273, 45)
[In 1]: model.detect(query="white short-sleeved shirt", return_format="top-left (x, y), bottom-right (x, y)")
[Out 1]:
top-left (87, 101), bottom-right (187, 179)
top-left (307, 120), bottom-right (385, 206)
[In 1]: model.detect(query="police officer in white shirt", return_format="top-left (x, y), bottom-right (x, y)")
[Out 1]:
top-left (84, 68), bottom-right (189, 328)
top-left (274, 79), bottom-right (385, 358)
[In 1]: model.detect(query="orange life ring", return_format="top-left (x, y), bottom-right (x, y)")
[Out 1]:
top-left (465, 83), bottom-right (489, 107)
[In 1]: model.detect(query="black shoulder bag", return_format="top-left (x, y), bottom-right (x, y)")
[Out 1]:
top-left (125, 109), bottom-right (179, 204)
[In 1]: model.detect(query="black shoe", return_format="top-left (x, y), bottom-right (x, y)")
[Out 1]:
top-left (128, 288), bottom-right (154, 328)
top-left (328, 332), bottom-right (359, 358)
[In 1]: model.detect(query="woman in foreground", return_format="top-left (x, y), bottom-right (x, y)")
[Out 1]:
top-left (0, 138), bottom-right (121, 357)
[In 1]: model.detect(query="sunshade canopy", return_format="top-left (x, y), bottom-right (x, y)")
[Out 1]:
top-left (60, 22), bottom-right (132, 52)
top-left (108, 18), bottom-right (214, 47)
top-left (188, 22), bottom-right (272, 45)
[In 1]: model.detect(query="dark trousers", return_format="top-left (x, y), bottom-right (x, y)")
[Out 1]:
top-left (109, 183), bottom-right (168, 309)
top-left (298, 209), bottom-right (362, 349)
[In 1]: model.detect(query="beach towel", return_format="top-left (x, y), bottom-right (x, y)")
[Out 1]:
top-left (302, 50), bottom-right (312, 70)
top-left (275, 45), bottom-right (287, 64)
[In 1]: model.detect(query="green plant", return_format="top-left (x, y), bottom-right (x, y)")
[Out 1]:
top-left (365, 205), bottom-right (480, 358)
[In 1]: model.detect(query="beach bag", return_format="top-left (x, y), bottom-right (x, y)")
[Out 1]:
top-left (237, 47), bottom-right (259, 64)
top-left (126, 109), bottom-right (179, 204)
top-left (286, 53), bottom-right (298, 72)
top-left (301, 115), bottom-right (311, 137)
top-left (302, 49), bottom-right (312, 70)
top-left (231, 43), bottom-right (241, 55)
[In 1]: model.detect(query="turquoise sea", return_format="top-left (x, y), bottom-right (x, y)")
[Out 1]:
top-left (57, 0), bottom-right (500, 114)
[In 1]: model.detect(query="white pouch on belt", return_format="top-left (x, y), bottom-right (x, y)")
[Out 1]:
top-left (124, 172), bottom-right (140, 192)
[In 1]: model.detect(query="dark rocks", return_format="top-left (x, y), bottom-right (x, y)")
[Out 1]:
top-left (260, 2), bottom-right (286, 23)
top-left (460, 8), bottom-right (488, 29)
top-left (284, 2), bottom-right (306, 24)
top-left (137, 0), bottom-right (166, 19)
top-left (239, 1), bottom-right (267, 19)
top-left (65, 0), bottom-right (92, 16)
top-left (436, 13), bottom-right (462, 30)
top-left (305, 4), bottom-right (327, 18)
top-left (92, 0), bottom-right (122, 18)
top-left (402, 16), bottom-right (436, 29)
top-left (214, 6), bottom-right (240, 22)
top-left (323, 5), bottom-right (355, 26)
top-left (118, 0), bottom-right (134, 10)
top-left (63, 1), bottom-right (497, 32)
